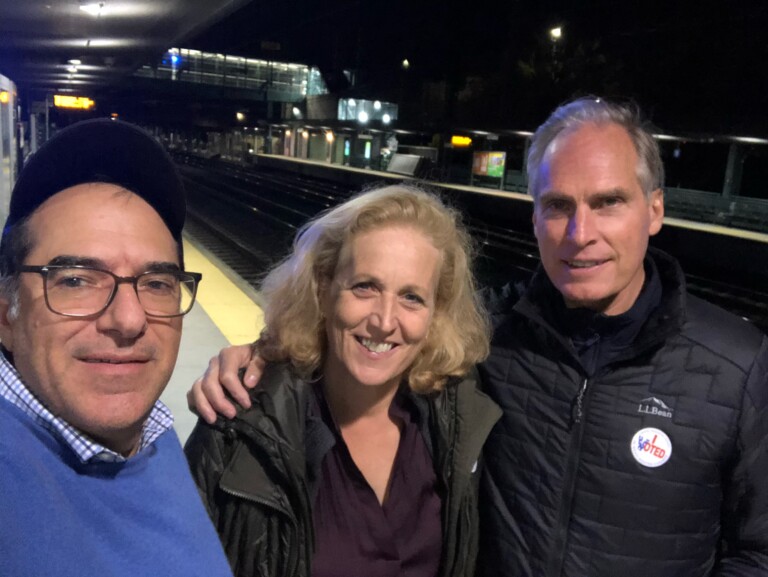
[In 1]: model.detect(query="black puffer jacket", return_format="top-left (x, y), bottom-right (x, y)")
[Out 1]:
top-left (185, 362), bottom-right (501, 577)
top-left (478, 249), bottom-right (768, 577)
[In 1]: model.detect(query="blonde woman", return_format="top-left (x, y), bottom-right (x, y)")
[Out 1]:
top-left (185, 185), bottom-right (500, 577)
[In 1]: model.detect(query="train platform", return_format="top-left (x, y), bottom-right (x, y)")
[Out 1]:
top-left (160, 235), bottom-right (264, 443)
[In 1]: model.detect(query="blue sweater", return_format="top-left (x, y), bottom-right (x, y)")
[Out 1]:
top-left (0, 397), bottom-right (234, 577)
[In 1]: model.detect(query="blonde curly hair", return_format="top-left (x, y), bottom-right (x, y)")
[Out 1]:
top-left (257, 183), bottom-right (490, 393)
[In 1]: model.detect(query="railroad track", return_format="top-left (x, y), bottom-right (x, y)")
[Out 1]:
top-left (179, 157), bottom-right (768, 334)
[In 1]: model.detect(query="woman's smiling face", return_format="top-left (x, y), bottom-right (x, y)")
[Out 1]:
top-left (321, 225), bottom-right (441, 391)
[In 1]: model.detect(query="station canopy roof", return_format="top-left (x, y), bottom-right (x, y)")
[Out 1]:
top-left (0, 0), bottom-right (252, 95)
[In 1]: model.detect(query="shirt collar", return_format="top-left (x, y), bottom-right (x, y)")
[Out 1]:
top-left (0, 348), bottom-right (174, 463)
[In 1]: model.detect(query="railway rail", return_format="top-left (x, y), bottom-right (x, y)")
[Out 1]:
top-left (179, 157), bottom-right (768, 334)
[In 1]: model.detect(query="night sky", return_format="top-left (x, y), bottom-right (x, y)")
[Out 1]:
top-left (190, 0), bottom-right (768, 136)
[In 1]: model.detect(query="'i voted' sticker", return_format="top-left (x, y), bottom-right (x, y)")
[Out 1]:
top-left (631, 427), bottom-right (672, 468)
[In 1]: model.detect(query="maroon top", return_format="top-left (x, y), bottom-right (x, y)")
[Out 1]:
top-left (311, 389), bottom-right (442, 577)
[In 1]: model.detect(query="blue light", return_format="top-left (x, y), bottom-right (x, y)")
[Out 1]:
top-left (171, 54), bottom-right (180, 65)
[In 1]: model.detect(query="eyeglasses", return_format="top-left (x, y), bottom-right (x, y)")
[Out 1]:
top-left (17, 265), bottom-right (203, 318)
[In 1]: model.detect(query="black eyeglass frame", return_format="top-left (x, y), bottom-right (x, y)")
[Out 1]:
top-left (17, 264), bottom-right (203, 318)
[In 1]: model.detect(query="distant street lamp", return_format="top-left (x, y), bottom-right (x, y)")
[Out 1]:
top-left (401, 59), bottom-right (410, 71)
top-left (549, 26), bottom-right (563, 79)
top-left (550, 26), bottom-right (563, 56)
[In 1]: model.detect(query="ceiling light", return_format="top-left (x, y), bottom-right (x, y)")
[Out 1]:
top-left (80, 2), bottom-right (106, 17)
top-left (68, 59), bottom-right (82, 65)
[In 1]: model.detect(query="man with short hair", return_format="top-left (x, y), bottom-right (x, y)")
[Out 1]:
top-left (478, 97), bottom-right (768, 576)
top-left (0, 119), bottom-right (233, 577)
top-left (193, 97), bottom-right (768, 576)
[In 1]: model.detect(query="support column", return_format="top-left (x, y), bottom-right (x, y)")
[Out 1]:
top-left (722, 143), bottom-right (745, 198)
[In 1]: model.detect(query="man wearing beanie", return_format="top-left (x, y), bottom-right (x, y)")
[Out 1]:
top-left (0, 119), bottom-right (233, 577)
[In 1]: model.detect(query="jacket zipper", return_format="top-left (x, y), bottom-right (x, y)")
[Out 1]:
top-left (221, 481), bottom-right (304, 577)
top-left (546, 378), bottom-right (589, 577)
top-left (574, 378), bottom-right (589, 423)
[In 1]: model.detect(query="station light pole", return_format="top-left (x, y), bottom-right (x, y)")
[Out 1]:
top-left (550, 26), bottom-right (562, 57)
top-left (549, 26), bottom-right (562, 80)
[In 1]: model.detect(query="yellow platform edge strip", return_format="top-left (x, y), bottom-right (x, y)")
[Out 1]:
top-left (182, 238), bottom-right (265, 345)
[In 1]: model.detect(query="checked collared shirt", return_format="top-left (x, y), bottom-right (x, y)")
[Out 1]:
top-left (0, 348), bottom-right (173, 463)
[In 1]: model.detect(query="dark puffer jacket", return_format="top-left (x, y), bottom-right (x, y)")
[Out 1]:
top-left (185, 362), bottom-right (501, 577)
top-left (478, 249), bottom-right (768, 577)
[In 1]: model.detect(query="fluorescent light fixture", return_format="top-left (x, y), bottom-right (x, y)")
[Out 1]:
top-left (731, 136), bottom-right (768, 145)
top-left (80, 2), bottom-right (106, 17)
top-left (653, 133), bottom-right (681, 141)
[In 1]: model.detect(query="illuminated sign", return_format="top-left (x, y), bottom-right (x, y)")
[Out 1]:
top-left (451, 135), bottom-right (472, 147)
top-left (472, 151), bottom-right (507, 178)
top-left (0, 91), bottom-right (9, 104)
top-left (53, 95), bottom-right (95, 110)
